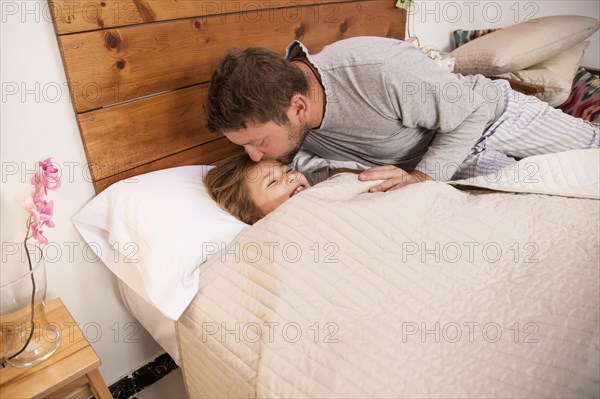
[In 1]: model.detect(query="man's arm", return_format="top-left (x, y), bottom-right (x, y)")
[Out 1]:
top-left (360, 98), bottom-right (490, 192)
top-left (412, 102), bottom-right (492, 181)
top-left (381, 42), bottom-right (494, 183)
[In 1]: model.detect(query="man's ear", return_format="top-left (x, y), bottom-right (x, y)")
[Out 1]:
top-left (289, 94), bottom-right (310, 123)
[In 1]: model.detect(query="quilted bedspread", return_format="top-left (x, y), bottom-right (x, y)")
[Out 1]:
top-left (177, 149), bottom-right (600, 398)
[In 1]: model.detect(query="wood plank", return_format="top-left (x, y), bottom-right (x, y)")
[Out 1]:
top-left (35, 347), bottom-right (101, 399)
top-left (77, 85), bottom-right (214, 181)
top-left (44, 375), bottom-right (91, 399)
top-left (86, 369), bottom-right (113, 399)
top-left (58, 0), bottom-right (405, 112)
top-left (93, 138), bottom-right (244, 193)
top-left (48, 0), bottom-right (362, 34)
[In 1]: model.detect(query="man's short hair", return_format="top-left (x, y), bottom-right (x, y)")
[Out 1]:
top-left (205, 47), bottom-right (309, 134)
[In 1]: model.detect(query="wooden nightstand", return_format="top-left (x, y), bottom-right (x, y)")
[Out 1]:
top-left (0, 298), bottom-right (113, 398)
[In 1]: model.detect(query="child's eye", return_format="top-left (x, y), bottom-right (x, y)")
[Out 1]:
top-left (267, 179), bottom-right (276, 187)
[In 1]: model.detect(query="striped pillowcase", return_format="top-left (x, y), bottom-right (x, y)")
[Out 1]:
top-left (559, 68), bottom-right (600, 124)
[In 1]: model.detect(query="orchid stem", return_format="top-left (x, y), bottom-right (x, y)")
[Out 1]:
top-left (7, 225), bottom-right (37, 361)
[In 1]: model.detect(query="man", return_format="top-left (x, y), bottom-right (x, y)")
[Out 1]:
top-left (206, 37), bottom-right (599, 192)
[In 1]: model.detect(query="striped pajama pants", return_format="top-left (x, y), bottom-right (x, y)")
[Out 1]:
top-left (452, 80), bottom-right (600, 180)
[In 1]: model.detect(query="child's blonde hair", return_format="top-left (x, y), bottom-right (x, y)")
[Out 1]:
top-left (204, 152), bottom-right (263, 224)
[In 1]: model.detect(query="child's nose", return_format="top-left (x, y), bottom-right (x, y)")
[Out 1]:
top-left (286, 172), bottom-right (298, 185)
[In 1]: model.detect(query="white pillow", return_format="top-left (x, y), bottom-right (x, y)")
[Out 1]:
top-left (72, 166), bottom-right (248, 320)
top-left (450, 15), bottom-right (599, 75)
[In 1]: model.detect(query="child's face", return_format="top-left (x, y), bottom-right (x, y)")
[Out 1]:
top-left (247, 161), bottom-right (310, 217)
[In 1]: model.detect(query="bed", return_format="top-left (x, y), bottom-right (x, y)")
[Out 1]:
top-left (49, 1), bottom-right (599, 397)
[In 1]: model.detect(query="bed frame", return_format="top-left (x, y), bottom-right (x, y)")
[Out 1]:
top-left (48, 0), bottom-right (406, 193)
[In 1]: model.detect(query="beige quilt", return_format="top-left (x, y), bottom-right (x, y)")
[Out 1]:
top-left (177, 149), bottom-right (600, 398)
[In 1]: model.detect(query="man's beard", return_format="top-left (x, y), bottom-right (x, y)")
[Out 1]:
top-left (277, 121), bottom-right (310, 164)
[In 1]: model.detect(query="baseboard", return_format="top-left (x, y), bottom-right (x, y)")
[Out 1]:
top-left (107, 353), bottom-right (178, 399)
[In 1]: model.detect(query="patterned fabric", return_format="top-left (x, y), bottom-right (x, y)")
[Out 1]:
top-left (453, 28), bottom-right (499, 48)
top-left (559, 68), bottom-right (600, 124)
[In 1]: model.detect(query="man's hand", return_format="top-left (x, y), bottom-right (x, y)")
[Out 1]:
top-left (358, 165), bottom-right (432, 192)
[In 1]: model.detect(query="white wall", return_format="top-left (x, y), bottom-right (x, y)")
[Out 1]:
top-left (409, 0), bottom-right (599, 68)
top-left (1, 0), bottom-right (598, 386)
top-left (1, 0), bottom-right (161, 384)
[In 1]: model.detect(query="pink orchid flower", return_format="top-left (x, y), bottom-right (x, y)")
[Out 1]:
top-left (29, 221), bottom-right (48, 245)
top-left (24, 158), bottom-right (60, 245)
top-left (24, 195), bottom-right (54, 244)
top-left (32, 157), bottom-right (61, 194)
top-left (35, 197), bottom-right (55, 228)
top-left (24, 196), bottom-right (41, 225)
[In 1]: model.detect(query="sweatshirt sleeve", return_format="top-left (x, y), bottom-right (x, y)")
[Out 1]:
top-left (383, 42), bottom-right (494, 181)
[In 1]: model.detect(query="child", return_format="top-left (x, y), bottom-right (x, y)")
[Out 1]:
top-left (205, 152), bottom-right (311, 224)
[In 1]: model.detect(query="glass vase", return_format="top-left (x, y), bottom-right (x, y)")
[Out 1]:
top-left (1, 242), bottom-right (61, 367)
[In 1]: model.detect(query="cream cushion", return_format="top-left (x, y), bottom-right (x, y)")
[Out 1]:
top-left (450, 15), bottom-right (599, 75)
top-left (495, 41), bottom-right (589, 106)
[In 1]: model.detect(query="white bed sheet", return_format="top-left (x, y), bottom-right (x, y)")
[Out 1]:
top-left (117, 278), bottom-right (180, 365)
top-left (73, 215), bottom-right (181, 364)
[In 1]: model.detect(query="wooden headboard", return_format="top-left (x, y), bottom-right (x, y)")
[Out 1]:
top-left (48, 0), bottom-right (406, 193)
